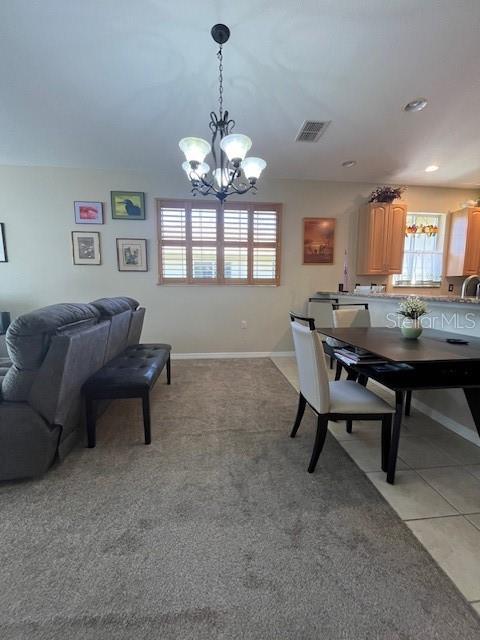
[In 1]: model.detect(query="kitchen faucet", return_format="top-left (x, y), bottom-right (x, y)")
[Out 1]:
top-left (461, 274), bottom-right (480, 298)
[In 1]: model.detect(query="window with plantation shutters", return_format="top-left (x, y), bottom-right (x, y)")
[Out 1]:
top-left (157, 199), bottom-right (281, 285)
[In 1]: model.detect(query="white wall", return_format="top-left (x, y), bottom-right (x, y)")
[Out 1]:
top-left (0, 165), bottom-right (476, 353)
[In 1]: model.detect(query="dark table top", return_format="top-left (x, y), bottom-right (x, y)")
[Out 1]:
top-left (317, 327), bottom-right (480, 363)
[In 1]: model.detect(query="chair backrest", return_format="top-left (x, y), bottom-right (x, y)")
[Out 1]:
top-left (306, 297), bottom-right (339, 332)
top-left (332, 304), bottom-right (371, 329)
top-left (290, 315), bottom-right (330, 414)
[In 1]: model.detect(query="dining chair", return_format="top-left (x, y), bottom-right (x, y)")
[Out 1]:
top-left (289, 313), bottom-right (395, 474)
top-left (331, 304), bottom-right (371, 381)
top-left (330, 303), bottom-right (413, 418)
top-left (307, 297), bottom-right (339, 369)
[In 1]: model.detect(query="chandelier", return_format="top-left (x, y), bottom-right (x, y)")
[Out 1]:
top-left (178, 24), bottom-right (266, 203)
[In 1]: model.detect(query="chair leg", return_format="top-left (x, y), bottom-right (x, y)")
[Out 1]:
top-left (381, 414), bottom-right (392, 472)
top-left (308, 415), bottom-right (329, 473)
top-left (358, 374), bottom-right (368, 387)
top-left (346, 419), bottom-right (352, 434)
top-left (290, 393), bottom-right (307, 438)
top-left (142, 392), bottom-right (151, 445)
top-left (166, 355), bottom-right (171, 385)
top-left (335, 360), bottom-right (343, 381)
top-left (85, 397), bottom-right (96, 448)
top-left (329, 355), bottom-right (334, 370)
top-left (405, 390), bottom-right (412, 416)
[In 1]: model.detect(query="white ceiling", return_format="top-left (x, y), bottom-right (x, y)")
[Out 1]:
top-left (1, 0), bottom-right (480, 187)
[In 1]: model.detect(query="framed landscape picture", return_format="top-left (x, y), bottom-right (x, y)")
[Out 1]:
top-left (71, 231), bottom-right (101, 265)
top-left (74, 201), bottom-right (103, 224)
top-left (303, 218), bottom-right (335, 265)
top-left (0, 223), bottom-right (7, 262)
top-left (111, 191), bottom-right (146, 220)
top-left (116, 238), bottom-right (147, 272)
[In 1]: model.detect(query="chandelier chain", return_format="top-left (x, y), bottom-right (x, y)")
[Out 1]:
top-left (217, 45), bottom-right (223, 118)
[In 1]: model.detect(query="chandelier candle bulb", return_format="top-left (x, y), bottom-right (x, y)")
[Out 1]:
top-left (179, 137), bottom-right (211, 164)
top-left (241, 157), bottom-right (267, 182)
top-left (182, 161), bottom-right (210, 181)
top-left (220, 134), bottom-right (252, 165)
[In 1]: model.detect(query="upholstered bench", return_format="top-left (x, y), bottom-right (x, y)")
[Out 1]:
top-left (83, 343), bottom-right (171, 447)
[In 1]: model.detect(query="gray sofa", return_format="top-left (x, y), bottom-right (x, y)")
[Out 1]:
top-left (0, 297), bottom-right (145, 481)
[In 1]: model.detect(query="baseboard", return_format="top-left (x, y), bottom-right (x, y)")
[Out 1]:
top-left (172, 351), bottom-right (294, 360)
top-left (410, 397), bottom-right (480, 448)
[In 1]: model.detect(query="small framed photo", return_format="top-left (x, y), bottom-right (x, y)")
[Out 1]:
top-left (74, 201), bottom-right (103, 224)
top-left (111, 191), bottom-right (146, 220)
top-left (116, 238), bottom-right (147, 272)
top-left (72, 231), bottom-right (101, 265)
top-left (303, 217), bottom-right (335, 265)
top-left (0, 223), bottom-right (7, 262)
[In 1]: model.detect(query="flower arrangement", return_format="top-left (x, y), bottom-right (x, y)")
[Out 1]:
top-left (368, 185), bottom-right (406, 203)
top-left (398, 296), bottom-right (428, 320)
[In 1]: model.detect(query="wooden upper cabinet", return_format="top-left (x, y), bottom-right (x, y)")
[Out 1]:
top-left (357, 202), bottom-right (407, 275)
top-left (387, 204), bottom-right (408, 273)
top-left (446, 207), bottom-right (480, 276)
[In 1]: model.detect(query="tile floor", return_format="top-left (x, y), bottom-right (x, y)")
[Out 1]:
top-left (271, 355), bottom-right (480, 614)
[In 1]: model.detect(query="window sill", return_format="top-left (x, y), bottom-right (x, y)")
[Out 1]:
top-left (392, 284), bottom-right (441, 289)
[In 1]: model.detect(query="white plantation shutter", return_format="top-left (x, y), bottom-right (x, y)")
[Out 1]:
top-left (157, 200), bottom-right (281, 285)
top-left (224, 209), bottom-right (249, 242)
top-left (191, 208), bottom-right (217, 242)
top-left (162, 246), bottom-right (187, 279)
top-left (224, 247), bottom-right (248, 279)
top-left (158, 206), bottom-right (187, 281)
top-left (223, 208), bottom-right (249, 281)
top-left (191, 206), bottom-right (217, 281)
top-left (253, 209), bottom-right (279, 282)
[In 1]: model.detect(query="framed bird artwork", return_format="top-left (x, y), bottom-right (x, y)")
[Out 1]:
top-left (111, 191), bottom-right (146, 220)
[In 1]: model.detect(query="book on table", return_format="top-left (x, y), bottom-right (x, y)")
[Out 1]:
top-left (334, 348), bottom-right (386, 366)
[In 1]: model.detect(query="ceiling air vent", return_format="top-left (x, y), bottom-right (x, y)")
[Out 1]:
top-left (295, 120), bottom-right (331, 143)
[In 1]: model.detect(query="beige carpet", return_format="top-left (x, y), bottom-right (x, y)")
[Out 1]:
top-left (1, 358), bottom-right (479, 639)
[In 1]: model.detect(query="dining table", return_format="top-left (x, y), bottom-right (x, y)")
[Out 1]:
top-left (317, 326), bottom-right (480, 484)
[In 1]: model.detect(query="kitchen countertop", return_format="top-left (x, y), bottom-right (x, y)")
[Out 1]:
top-left (313, 291), bottom-right (480, 305)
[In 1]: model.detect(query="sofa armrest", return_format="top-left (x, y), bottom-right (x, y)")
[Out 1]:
top-left (0, 402), bottom-right (60, 480)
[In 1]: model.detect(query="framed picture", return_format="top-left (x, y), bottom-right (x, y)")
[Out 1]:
top-left (116, 238), bottom-right (147, 272)
top-left (303, 218), bottom-right (335, 265)
top-left (111, 191), bottom-right (146, 220)
top-left (0, 223), bottom-right (7, 262)
top-left (71, 231), bottom-right (101, 265)
top-left (74, 201), bottom-right (103, 224)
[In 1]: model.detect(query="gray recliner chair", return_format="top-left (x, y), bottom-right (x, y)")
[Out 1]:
top-left (0, 297), bottom-right (144, 481)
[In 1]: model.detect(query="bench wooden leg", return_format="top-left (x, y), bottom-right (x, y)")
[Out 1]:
top-left (166, 354), bottom-right (171, 385)
top-left (142, 392), bottom-right (151, 445)
top-left (86, 397), bottom-right (96, 448)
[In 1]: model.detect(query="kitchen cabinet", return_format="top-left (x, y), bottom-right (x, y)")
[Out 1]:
top-left (356, 202), bottom-right (407, 275)
top-left (446, 207), bottom-right (480, 276)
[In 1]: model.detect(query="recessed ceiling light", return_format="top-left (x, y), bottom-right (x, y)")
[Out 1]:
top-left (342, 160), bottom-right (356, 168)
top-left (404, 98), bottom-right (428, 112)
top-left (425, 165), bottom-right (439, 172)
